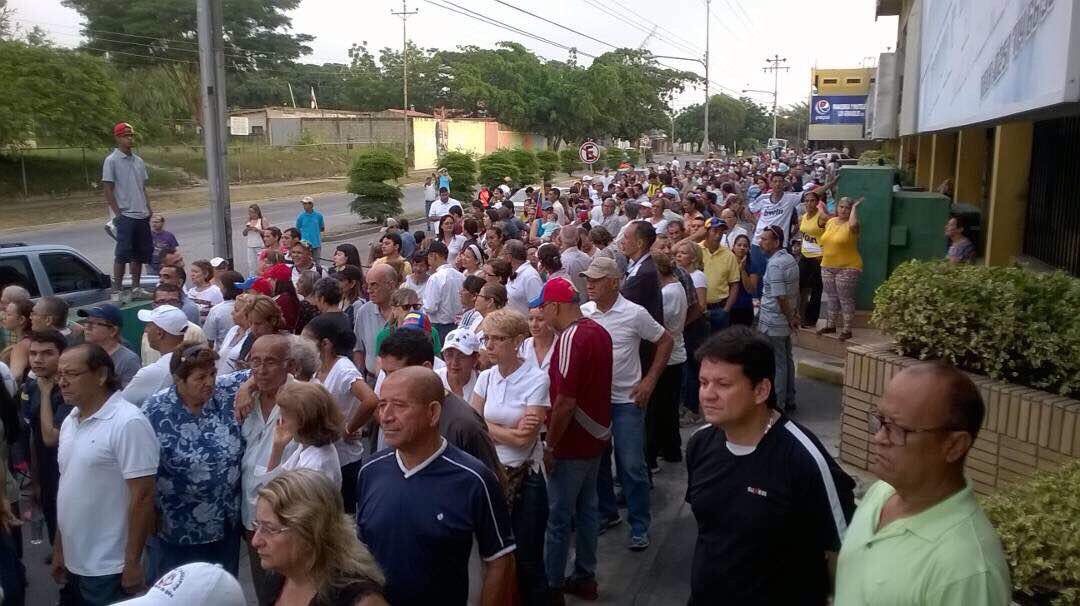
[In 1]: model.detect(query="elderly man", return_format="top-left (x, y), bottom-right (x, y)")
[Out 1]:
top-left (122, 305), bottom-right (187, 407)
top-left (596, 197), bottom-right (626, 237)
top-left (357, 366), bottom-right (515, 606)
top-left (33, 296), bottom-right (84, 347)
top-left (0, 285), bottom-right (30, 347)
top-left (834, 363), bottom-right (1011, 604)
top-left (581, 256), bottom-right (673, 552)
top-left (77, 304), bottom-right (141, 387)
top-left (505, 239), bottom-right (544, 315)
top-left (352, 264), bottom-right (399, 384)
top-left (53, 344), bottom-right (158, 604)
top-left (559, 226), bottom-right (592, 298)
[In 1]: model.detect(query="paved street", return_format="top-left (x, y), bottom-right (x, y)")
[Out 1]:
top-left (19, 375), bottom-right (842, 605)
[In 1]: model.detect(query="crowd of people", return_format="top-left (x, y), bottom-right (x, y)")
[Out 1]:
top-left (0, 122), bottom-right (1006, 606)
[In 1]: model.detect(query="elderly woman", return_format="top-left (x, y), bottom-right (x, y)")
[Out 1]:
top-left (253, 470), bottom-right (388, 606)
top-left (816, 196), bottom-right (863, 340)
top-left (142, 345), bottom-right (246, 580)
top-left (259, 381), bottom-right (343, 487)
top-left (470, 309), bottom-right (549, 605)
top-left (216, 295), bottom-right (252, 375)
top-left (0, 299), bottom-right (32, 382)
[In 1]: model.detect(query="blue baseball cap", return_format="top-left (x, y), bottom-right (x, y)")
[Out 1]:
top-left (77, 303), bottom-right (123, 327)
top-left (235, 276), bottom-right (258, 290)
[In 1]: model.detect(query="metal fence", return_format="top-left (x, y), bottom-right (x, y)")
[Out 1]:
top-left (1026, 115), bottom-right (1080, 276)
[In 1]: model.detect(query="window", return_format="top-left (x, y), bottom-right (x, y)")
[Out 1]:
top-left (40, 253), bottom-right (102, 294)
top-left (846, 78), bottom-right (862, 84)
top-left (0, 255), bottom-right (39, 297)
top-left (822, 78), bottom-right (839, 84)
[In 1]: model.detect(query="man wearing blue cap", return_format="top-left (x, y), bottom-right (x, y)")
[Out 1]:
top-left (78, 304), bottom-right (141, 388)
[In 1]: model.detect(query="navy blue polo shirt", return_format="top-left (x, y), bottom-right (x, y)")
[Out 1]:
top-left (356, 440), bottom-right (515, 606)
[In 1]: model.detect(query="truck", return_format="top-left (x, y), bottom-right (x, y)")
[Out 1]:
top-left (0, 243), bottom-right (157, 307)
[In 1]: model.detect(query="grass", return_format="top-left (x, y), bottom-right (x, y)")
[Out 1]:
top-left (0, 148), bottom-right (190, 199)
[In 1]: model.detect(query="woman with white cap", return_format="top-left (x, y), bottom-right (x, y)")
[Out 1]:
top-left (436, 328), bottom-right (481, 401)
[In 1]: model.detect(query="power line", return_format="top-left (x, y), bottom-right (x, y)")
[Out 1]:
top-left (596, 0), bottom-right (705, 56)
top-left (491, 0), bottom-right (619, 51)
top-left (423, 0), bottom-right (597, 59)
top-left (732, 0), bottom-right (754, 27)
top-left (579, 0), bottom-right (702, 58)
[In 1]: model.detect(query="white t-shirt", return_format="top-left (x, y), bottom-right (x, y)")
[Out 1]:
top-left (720, 225), bottom-right (749, 250)
top-left (661, 282), bottom-right (688, 365)
top-left (0, 361), bottom-right (14, 397)
top-left (215, 326), bottom-right (248, 376)
top-left (580, 296), bottom-right (666, 403)
top-left (506, 263), bottom-right (544, 315)
top-left (121, 352), bottom-right (174, 407)
top-left (57, 392), bottom-right (159, 576)
top-left (185, 284), bottom-right (223, 310)
top-left (749, 191), bottom-right (802, 246)
top-left (519, 338), bottom-right (554, 372)
top-left (691, 269), bottom-right (707, 291)
top-left (257, 443), bottom-right (341, 488)
top-left (203, 299), bottom-right (235, 345)
top-left (474, 362), bottom-right (550, 467)
top-left (435, 366), bottom-right (477, 402)
top-left (313, 356), bottom-right (365, 466)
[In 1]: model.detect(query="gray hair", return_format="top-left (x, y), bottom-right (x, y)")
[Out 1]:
top-left (287, 334), bottom-right (319, 382)
top-left (504, 239), bottom-right (527, 262)
top-left (560, 225), bottom-right (580, 247)
top-left (1, 285), bottom-right (30, 303)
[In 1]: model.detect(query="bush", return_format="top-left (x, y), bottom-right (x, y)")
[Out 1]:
top-left (536, 150), bottom-right (559, 183)
top-left (437, 151), bottom-right (476, 200)
top-left (477, 150), bottom-right (520, 189)
top-left (858, 149), bottom-right (896, 166)
top-left (604, 146), bottom-right (624, 170)
top-left (559, 147), bottom-right (581, 176)
top-left (872, 260), bottom-right (1080, 396)
top-left (347, 148), bottom-right (404, 223)
top-left (624, 148), bottom-right (641, 166)
top-left (507, 148), bottom-right (538, 186)
top-left (982, 460), bottom-right (1080, 605)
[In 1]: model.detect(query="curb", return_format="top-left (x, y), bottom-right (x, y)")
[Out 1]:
top-left (796, 357), bottom-right (844, 385)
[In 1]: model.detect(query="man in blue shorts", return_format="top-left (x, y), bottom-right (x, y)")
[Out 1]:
top-left (102, 122), bottom-right (153, 301)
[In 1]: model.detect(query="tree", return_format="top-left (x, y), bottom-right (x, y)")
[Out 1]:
top-left (348, 148), bottom-right (405, 223)
top-left (559, 147), bottom-right (581, 176)
top-left (117, 66), bottom-right (196, 142)
top-left (478, 150), bottom-right (520, 189)
top-left (437, 151), bottom-right (476, 200)
top-left (507, 148), bottom-right (538, 186)
top-left (0, 41), bottom-right (123, 147)
top-left (624, 148), bottom-right (641, 165)
top-left (775, 101), bottom-right (809, 148)
top-left (536, 149), bottom-right (559, 183)
top-left (604, 147), bottom-right (624, 169)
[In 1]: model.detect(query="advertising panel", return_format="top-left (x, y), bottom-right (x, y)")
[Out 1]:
top-left (810, 95), bottom-right (868, 125)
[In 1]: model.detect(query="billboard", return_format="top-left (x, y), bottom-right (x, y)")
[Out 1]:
top-left (918, 0), bottom-right (1080, 132)
top-left (810, 95), bottom-right (868, 125)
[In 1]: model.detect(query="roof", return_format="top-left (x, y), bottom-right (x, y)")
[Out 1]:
top-left (876, 0), bottom-right (901, 17)
top-left (229, 107), bottom-right (419, 120)
top-left (385, 108), bottom-right (435, 118)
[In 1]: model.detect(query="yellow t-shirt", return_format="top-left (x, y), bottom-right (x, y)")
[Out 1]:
top-left (799, 212), bottom-right (826, 259)
top-left (699, 243), bottom-right (742, 303)
top-left (819, 218), bottom-right (862, 270)
top-left (374, 257), bottom-right (412, 278)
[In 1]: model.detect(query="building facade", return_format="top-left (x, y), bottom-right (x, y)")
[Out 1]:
top-left (808, 67), bottom-right (875, 145)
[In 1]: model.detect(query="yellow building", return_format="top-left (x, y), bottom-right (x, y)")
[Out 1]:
top-left (808, 67), bottom-right (875, 144)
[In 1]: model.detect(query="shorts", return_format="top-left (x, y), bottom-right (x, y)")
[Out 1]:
top-left (114, 215), bottom-right (153, 264)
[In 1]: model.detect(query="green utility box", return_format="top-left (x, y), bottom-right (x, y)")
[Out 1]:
top-left (834, 166), bottom-right (952, 309)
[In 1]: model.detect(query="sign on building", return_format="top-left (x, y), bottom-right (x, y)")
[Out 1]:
top-left (229, 116), bottom-right (251, 136)
top-left (810, 96), bottom-right (868, 125)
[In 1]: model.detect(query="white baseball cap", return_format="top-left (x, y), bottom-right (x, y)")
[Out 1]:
top-left (581, 175), bottom-right (593, 181)
top-left (137, 305), bottom-right (188, 336)
top-left (442, 328), bottom-right (481, 356)
top-left (115, 563), bottom-right (245, 606)
top-left (639, 200), bottom-right (654, 208)
top-left (209, 257), bottom-right (227, 268)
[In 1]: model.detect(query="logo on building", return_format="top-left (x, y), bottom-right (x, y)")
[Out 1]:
top-left (814, 99), bottom-right (832, 115)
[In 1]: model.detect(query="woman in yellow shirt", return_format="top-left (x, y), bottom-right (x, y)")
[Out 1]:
top-left (816, 196), bottom-right (863, 340)
top-left (797, 190), bottom-right (826, 328)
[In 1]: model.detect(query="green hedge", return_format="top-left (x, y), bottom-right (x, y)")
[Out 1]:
top-left (437, 151), bottom-right (476, 200)
top-left (347, 148), bottom-right (404, 223)
top-left (872, 260), bottom-right (1080, 397)
top-left (982, 460), bottom-right (1080, 605)
top-left (536, 150), bottom-right (559, 183)
top-left (559, 147), bottom-right (580, 176)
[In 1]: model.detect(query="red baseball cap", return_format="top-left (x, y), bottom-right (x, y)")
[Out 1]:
top-left (530, 277), bottom-right (578, 307)
top-left (249, 278), bottom-right (273, 296)
top-left (113, 122), bottom-right (134, 137)
top-left (262, 263), bottom-right (291, 283)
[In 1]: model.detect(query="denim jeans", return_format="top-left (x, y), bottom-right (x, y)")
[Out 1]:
top-left (512, 469), bottom-right (550, 605)
top-left (544, 456), bottom-right (600, 587)
top-left (707, 306), bottom-right (730, 333)
top-left (681, 317), bottom-right (709, 413)
top-left (765, 334), bottom-right (796, 408)
top-left (0, 530), bottom-right (24, 606)
top-left (68, 573), bottom-right (126, 606)
top-left (146, 522), bottom-right (241, 584)
top-left (597, 402), bottom-right (651, 538)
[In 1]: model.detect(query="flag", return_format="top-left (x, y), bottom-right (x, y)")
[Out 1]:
top-left (310, 86), bottom-right (318, 110)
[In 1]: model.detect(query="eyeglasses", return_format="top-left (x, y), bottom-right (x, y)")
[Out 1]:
top-left (479, 334), bottom-right (512, 347)
top-left (867, 411), bottom-right (961, 447)
top-left (395, 303), bottom-right (422, 311)
top-left (84, 321), bottom-right (115, 330)
top-left (251, 521), bottom-right (290, 537)
top-left (57, 369), bottom-right (91, 381)
top-left (248, 357), bottom-right (283, 369)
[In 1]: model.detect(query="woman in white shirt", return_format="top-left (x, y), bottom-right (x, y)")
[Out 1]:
top-left (470, 309), bottom-right (550, 604)
top-left (436, 215), bottom-right (467, 267)
top-left (261, 381), bottom-right (343, 488)
top-left (215, 295), bottom-right (252, 376)
top-left (186, 260), bottom-right (224, 321)
top-left (649, 253), bottom-right (688, 470)
top-left (242, 204), bottom-right (269, 274)
top-left (519, 306), bottom-right (555, 372)
top-left (301, 313), bottom-right (379, 512)
top-left (456, 275), bottom-right (486, 334)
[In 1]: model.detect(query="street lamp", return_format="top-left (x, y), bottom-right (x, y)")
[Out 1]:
top-left (742, 88), bottom-right (780, 140)
top-left (648, 53), bottom-right (709, 155)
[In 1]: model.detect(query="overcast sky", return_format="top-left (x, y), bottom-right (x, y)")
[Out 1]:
top-left (10, 0), bottom-right (897, 110)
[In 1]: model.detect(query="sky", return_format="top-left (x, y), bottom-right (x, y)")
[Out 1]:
top-left (9, 0), bottom-right (898, 111)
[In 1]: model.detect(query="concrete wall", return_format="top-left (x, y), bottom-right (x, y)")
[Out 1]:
top-left (808, 124), bottom-right (868, 141)
top-left (445, 120), bottom-right (488, 157)
top-left (413, 118), bottom-right (439, 170)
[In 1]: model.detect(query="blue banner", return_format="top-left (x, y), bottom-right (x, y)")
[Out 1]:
top-left (810, 95), bottom-right (867, 125)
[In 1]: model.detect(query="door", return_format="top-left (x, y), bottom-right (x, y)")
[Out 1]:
top-left (38, 251), bottom-right (110, 307)
top-left (0, 254), bottom-right (41, 297)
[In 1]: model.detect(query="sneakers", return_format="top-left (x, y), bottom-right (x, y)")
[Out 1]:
top-left (129, 287), bottom-right (154, 300)
top-left (598, 514), bottom-right (621, 535)
top-left (628, 534), bottom-right (650, 552)
top-left (103, 219), bottom-right (117, 240)
top-left (109, 289), bottom-right (124, 303)
top-left (561, 576), bottom-right (599, 601)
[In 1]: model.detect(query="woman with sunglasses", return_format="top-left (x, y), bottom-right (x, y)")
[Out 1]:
top-left (372, 289), bottom-right (442, 359)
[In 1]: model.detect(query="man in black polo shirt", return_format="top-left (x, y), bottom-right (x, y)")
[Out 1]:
top-left (357, 366), bottom-right (515, 606)
top-left (685, 326), bottom-right (855, 605)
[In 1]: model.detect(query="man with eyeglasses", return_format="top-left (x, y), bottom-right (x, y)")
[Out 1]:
top-left (685, 326), bottom-right (854, 606)
top-left (834, 362), bottom-right (1010, 605)
top-left (352, 265), bottom-right (399, 385)
top-left (77, 304), bottom-right (141, 387)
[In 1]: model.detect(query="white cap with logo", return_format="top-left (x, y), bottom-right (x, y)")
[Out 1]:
top-left (442, 328), bottom-right (481, 356)
top-left (137, 305), bottom-right (188, 336)
top-left (115, 563), bottom-right (245, 606)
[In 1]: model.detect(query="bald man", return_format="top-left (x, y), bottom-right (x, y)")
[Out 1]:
top-left (357, 367), bottom-right (516, 606)
top-left (353, 263), bottom-right (400, 383)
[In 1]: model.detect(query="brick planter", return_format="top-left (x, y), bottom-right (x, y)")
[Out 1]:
top-left (840, 344), bottom-right (1080, 495)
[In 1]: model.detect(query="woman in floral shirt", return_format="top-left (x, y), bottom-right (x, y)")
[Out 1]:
top-left (141, 345), bottom-right (246, 582)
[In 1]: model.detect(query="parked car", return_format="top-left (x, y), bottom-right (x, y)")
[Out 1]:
top-left (0, 243), bottom-right (157, 307)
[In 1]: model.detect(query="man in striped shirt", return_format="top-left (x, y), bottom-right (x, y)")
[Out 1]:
top-left (685, 326), bottom-right (854, 605)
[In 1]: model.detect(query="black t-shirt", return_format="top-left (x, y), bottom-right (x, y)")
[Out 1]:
top-left (684, 415), bottom-right (855, 606)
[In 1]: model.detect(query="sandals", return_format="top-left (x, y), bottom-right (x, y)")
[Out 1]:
top-left (815, 326), bottom-right (836, 336)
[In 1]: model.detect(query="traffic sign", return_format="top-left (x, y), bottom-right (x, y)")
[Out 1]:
top-left (579, 141), bottom-right (600, 165)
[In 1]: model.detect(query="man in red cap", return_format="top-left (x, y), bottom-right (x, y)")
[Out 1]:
top-left (536, 277), bottom-right (614, 603)
top-left (102, 122), bottom-right (153, 302)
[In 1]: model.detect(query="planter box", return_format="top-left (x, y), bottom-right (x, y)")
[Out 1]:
top-left (840, 344), bottom-right (1080, 495)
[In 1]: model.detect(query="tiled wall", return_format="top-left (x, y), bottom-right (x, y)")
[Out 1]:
top-left (840, 344), bottom-right (1080, 495)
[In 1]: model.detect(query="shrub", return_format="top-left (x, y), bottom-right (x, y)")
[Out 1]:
top-left (604, 146), bottom-right (624, 170)
top-left (477, 150), bottom-right (520, 189)
top-left (347, 148), bottom-right (404, 223)
top-left (437, 151), bottom-right (476, 200)
top-left (858, 149), bottom-right (895, 165)
top-left (559, 147), bottom-right (580, 176)
top-left (507, 148), bottom-right (538, 186)
top-left (872, 260), bottom-right (1080, 396)
top-left (982, 460), bottom-right (1080, 605)
top-left (624, 148), bottom-right (641, 165)
top-left (536, 150), bottom-right (559, 183)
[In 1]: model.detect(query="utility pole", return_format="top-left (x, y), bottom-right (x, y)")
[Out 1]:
top-left (196, 0), bottom-right (232, 262)
top-left (763, 54), bottom-right (789, 139)
top-left (392, 0), bottom-right (418, 170)
top-left (702, 0), bottom-right (711, 155)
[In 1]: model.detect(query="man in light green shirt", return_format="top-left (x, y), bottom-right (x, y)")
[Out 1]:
top-left (834, 362), bottom-right (1011, 605)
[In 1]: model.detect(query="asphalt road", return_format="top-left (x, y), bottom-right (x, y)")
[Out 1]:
top-left (12, 183), bottom-right (430, 276)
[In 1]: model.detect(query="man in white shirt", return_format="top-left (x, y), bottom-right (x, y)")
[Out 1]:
top-left (428, 187), bottom-right (463, 233)
top-left (749, 172), bottom-right (802, 249)
top-left (579, 257), bottom-right (673, 552)
top-left (122, 305), bottom-right (188, 406)
top-left (600, 168), bottom-right (615, 191)
top-left (504, 239), bottom-right (544, 315)
top-left (54, 343), bottom-right (158, 603)
top-left (422, 241), bottom-right (465, 342)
